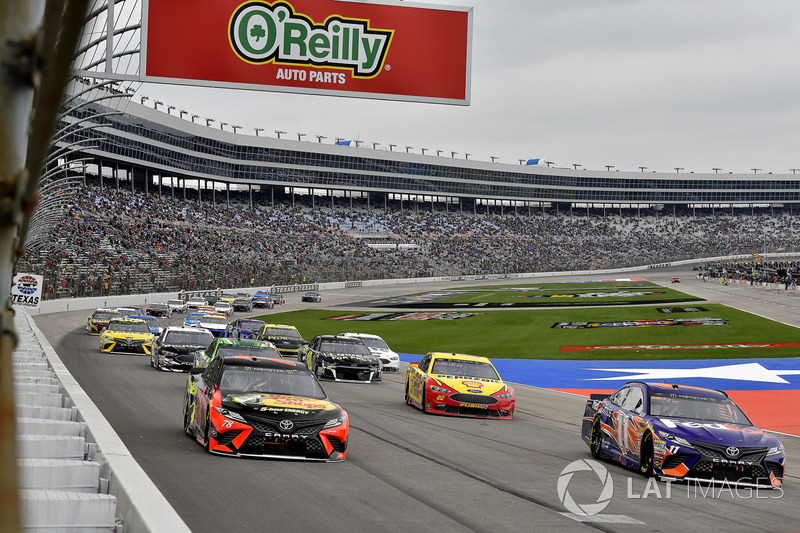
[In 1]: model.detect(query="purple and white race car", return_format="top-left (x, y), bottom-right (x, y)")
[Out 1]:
top-left (582, 381), bottom-right (785, 488)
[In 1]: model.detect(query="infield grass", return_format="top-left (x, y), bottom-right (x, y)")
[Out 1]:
top-left (255, 304), bottom-right (800, 361)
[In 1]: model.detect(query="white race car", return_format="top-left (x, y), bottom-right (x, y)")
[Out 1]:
top-left (337, 332), bottom-right (400, 372)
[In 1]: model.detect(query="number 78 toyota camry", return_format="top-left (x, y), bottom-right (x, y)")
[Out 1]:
top-left (582, 382), bottom-right (785, 488)
top-left (405, 352), bottom-right (515, 419)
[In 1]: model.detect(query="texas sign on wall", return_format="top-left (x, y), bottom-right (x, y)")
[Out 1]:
top-left (142, 0), bottom-right (472, 105)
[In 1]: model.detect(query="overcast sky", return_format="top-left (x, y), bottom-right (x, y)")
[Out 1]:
top-left (137, 0), bottom-right (800, 175)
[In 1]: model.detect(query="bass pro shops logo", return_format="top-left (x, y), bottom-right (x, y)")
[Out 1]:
top-left (229, 1), bottom-right (393, 78)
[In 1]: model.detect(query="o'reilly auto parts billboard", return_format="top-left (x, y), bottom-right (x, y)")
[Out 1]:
top-left (142, 0), bottom-right (472, 105)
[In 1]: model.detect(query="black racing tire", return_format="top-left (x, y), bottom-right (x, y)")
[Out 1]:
top-left (590, 418), bottom-right (603, 458)
top-left (203, 412), bottom-right (211, 450)
top-left (183, 398), bottom-right (193, 437)
top-left (420, 387), bottom-right (427, 413)
top-left (404, 382), bottom-right (411, 405)
top-left (639, 433), bottom-right (654, 477)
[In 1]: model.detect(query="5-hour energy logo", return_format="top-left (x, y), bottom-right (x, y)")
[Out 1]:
top-left (229, 1), bottom-right (393, 81)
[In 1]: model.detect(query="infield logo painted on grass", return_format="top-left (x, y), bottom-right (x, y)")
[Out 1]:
top-left (561, 342), bottom-right (800, 352)
top-left (326, 312), bottom-right (484, 321)
top-left (552, 318), bottom-right (726, 329)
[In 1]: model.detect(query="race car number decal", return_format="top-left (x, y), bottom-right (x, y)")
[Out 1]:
top-left (227, 393), bottom-right (336, 411)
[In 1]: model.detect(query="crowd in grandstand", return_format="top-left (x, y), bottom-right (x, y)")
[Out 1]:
top-left (18, 179), bottom-right (800, 299)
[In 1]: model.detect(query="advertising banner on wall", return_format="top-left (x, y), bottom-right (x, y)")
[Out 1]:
top-left (142, 0), bottom-right (472, 105)
top-left (11, 273), bottom-right (43, 310)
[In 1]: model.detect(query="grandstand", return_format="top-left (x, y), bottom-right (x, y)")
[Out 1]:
top-left (23, 82), bottom-right (800, 300)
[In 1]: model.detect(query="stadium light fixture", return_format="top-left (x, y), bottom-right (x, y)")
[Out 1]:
top-left (231, 125), bottom-right (241, 133)
top-left (712, 167), bottom-right (723, 174)
top-left (205, 118), bottom-right (215, 126)
top-left (674, 167), bottom-right (684, 173)
top-left (153, 100), bottom-right (163, 110)
top-left (464, 153), bottom-right (470, 160)
top-left (420, 148), bottom-right (428, 155)
top-left (275, 130), bottom-right (286, 138)
top-left (751, 168), bottom-right (761, 174)
top-left (572, 163), bottom-right (581, 170)
top-left (191, 114), bottom-right (199, 123)
top-left (519, 159), bottom-right (525, 165)
top-left (167, 105), bottom-right (175, 115)
top-left (605, 165), bottom-right (615, 171)
top-left (372, 142), bottom-right (380, 149)
top-left (451, 151), bottom-right (458, 158)
top-left (639, 166), bottom-right (648, 172)
top-left (179, 110), bottom-right (188, 119)
top-left (405, 146), bottom-right (413, 153)
top-left (297, 132), bottom-right (306, 141)
top-left (140, 96), bottom-right (149, 105)
top-left (791, 168), bottom-right (800, 174)
top-left (254, 127), bottom-right (264, 136)
top-left (219, 122), bottom-right (228, 130)
top-left (316, 135), bottom-right (327, 143)
top-left (436, 149), bottom-right (443, 156)
top-left (545, 161), bottom-right (554, 167)
top-left (490, 156), bottom-right (498, 163)
top-left (389, 144), bottom-right (396, 151)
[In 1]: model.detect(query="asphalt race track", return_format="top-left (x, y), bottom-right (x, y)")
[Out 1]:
top-left (33, 268), bottom-right (800, 532)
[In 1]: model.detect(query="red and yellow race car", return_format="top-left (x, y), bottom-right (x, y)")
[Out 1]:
top-left (404, 352), bottom-right (515, 419)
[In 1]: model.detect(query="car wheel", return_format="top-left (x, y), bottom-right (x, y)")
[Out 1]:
top-left (183, 398), bottom-right (193, 437)
top-left (420, 387), bottom-right (427, 413)
top-left (203, 412), bottom-right (212, 450)
top-left (639, 433), bottom-right (654, 477)
top-left (404, 382), bottom-right (411, 405)
top-left (590, 418), bottom-right (603, 458)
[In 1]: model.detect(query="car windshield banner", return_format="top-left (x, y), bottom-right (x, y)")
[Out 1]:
top-left (142, 0), bottom-right (472, 105)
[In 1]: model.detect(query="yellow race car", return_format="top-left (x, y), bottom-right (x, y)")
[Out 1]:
top-left (405, 352), bottom-right (515, 419)
top-left (253, 323), bottom-right (308, 357)
top-left (99, 318), bottom-right (154, 355)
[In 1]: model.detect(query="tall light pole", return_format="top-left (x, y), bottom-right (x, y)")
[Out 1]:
top-left (254, 127), bottom-right (264, 136)
top-left (297, 132), bottom-right (306, 141)
top-left (420, 148), bottom-right (428, 155)
top-left (605, 165), bottom-right (615, 171)
top-left (316, 135), bottom-right (327, 143)
top-left (436, 149), bottom-right (443, 156)
top-left (639, 166), bottom-right (648, 172)
top-left (167, 105), bottom-right (175, 115)
top-left (275, 130), bottom-right (286, 139)
top-left (354, 140), bottom-right (363, 147)
top-left (389, 144), bottom-right (396, 151)
top-left (464, 153), bottom-right (470, 160)
top-left (405, 146), bottom-right (413, 153)
top-left (545, 161), bottom-right (554, 167)
top-left (205, 118), bottom-right (215, 127)
top-left (572, 163), bottom-right (581, 170)
top-left (179, 109), bottom-right (188, 119)
top-left (450, 151), bottom-right (458, 158)
top-left (219, 121), bottom-right (228, 130)
top-left (490, 156), bottom-right (498, 163)
top-left (519, 159), bottom-right (525, 165)
top-left (712, 167), bottom-right (723, 174)
top-left (153, 100), bottom-right (163, 110)
top-left (191, 114), bottom-right (199, 123)
top-left (791, 169), bottom-right (800, 174)
top-left (140, 96), bottom-right (149, 105)
top-left (231, 125), bottom-right (241, 133)
top-left (372, 142), bottom-right (380, 149)
top-left (674, 167), bottom-right (684, 173)
top-left (752, 168), bottom-right (761, 174)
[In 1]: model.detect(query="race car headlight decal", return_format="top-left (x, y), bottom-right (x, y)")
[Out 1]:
top-left (657, 431), bottom-right (693, 448)
top-left (323, 416), bottom-right (345, 429)
top-left (495, 392), bottom-right (513, 399)
top-left (430, 385), bottom-right (452, 394)
top-left (214, 405), bottom-right (246, 423)
top-left (767, 444), bottom-right (784, 456)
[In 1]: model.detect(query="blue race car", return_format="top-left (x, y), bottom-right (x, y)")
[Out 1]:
top-left (226, 318), bottom-right (266, 339)
top-left (183, 312), bottom-right (205, 328)
top-left (582, 381), bottom-right (785, 488)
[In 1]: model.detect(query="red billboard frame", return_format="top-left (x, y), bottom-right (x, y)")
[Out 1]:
top-left (141, 0), bottom-right (472, 105)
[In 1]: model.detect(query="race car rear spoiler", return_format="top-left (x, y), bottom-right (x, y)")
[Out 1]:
top-left (589, 393), bottom-right (609, 400)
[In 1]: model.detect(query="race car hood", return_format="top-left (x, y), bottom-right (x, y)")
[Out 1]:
top-left (221, 393), bottom-right (341, 419)
top-left (197, 321), bottom-right (227, 330)
top-left (429, 375), bottom-right (508, 395)
top-left (269, 336), bottom-right (306, 348)
top-left (319, 353), bottom-right (379, 365)
top-left (651, 417), bottom-right (781, 448)
top-left (161, 343), bottom-right (208, 354)
top-left (102, 331), bottom-right (152, 341)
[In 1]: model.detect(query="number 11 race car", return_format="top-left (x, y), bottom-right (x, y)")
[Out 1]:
top-left (582, 381), bottom-right (785, 488)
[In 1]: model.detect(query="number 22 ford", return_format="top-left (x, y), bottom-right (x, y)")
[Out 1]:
top-left (582, 382), bottom-right (785, 488)
top-left (183, 355), bottom-right (348, 461)
top-left (404, 353), bottom-right (515, 419)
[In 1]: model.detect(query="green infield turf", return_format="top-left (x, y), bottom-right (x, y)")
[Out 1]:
top-left (437, 281), bottom-right (701, 307)
top-left (255, 304), bottom-right (800, 361)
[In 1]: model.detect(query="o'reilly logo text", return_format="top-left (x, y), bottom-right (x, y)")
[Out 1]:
top-left (230, 1), bottom-right (393, 78)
